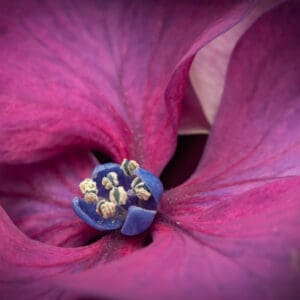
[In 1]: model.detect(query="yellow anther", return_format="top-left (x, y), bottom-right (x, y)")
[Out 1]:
top-left (79, 178), bottom-right (98, 194)
top-left (121, 159), bottom-right (140, 176)
top-left (102, 172), bottom-right (119, 190)
top-left (79, 178), bottom-right (99, 203)
top-left (131, 177), bottom-right (140, 188)
top-left (131, 177), bottom-right (151, 201)
top-left (96, 200), bottom-right (116, 219)
top-left (84, 192), bottom-right (99, 203)
top-left (109, 186), bottom-right (128, 205)
top-left (135, 187), bottom-right (151, 201)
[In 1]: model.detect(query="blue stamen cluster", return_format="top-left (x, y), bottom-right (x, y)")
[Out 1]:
top-left (72, 159), bottom-right (163, 236)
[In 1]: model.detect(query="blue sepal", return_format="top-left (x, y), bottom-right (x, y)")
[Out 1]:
top-left (72, 197), bottom-right (123, 230)
top-left (73, 161), bottom-right (164, 236)
top-left (121, 206), bottom-right (156, 236)
top-left (134, 168), bottom-right (163, 210)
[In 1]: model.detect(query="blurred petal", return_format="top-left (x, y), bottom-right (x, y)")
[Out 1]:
top-left (0, 154), bottom-right (146, 298)
top-left (0, 206), bottom-right (143, 299)
top-left (0, 151), bottom-right (100, 247)
top-left (0, 0), bottom-right (254, 174)
top-left (190, 0), bottom-right (283, 125)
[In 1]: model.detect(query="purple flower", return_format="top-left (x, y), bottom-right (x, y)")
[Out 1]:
top-left (0, 0), bottom-right (300, 299)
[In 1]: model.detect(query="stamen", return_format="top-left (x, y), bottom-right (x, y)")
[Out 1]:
top-left (131, 177), bottom-right (151, 200)
top-left (135, 187), bottom-right (151, 201)
top-left (83, 192), bottom-right (99, 203)
top-left (79, 178), bottom-right (99, 203)
top-left (109, 186), bottom-right (128, 205)
top-left (102, 171), bottom-right (119, 190)
top-left (79, 178), bottom-right (98, 194)
top-left (96, 198), bottom-right (116, 219)
top-left (121, 159), bottom-right (140, 176)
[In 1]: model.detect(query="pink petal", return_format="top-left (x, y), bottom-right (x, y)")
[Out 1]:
top-left (60, 1), bottom-right (300, 298)
top-left (64, 178), bottom-right (300, 300)
top-left (0, 151), bottom-right (101, 247)
top-left (190, 0), bottom-right (283, 125)
top-left (0, 0), bottom-right (254, 174)
top-left (186, 0), bottom-right (300, 190)
top-left (0, 205), bottom-right (144, 299)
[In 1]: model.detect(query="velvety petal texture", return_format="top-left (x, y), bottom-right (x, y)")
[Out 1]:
top-left (0, 205), bottom-right (144, 299)
top-left (59, 1), bottom-right (299, 299)
top-left (4, 1), bottom-right (300, 300)
top-left (163, 0), bottom-right (300, 298)
top-left (0, 154), bottom-right (147, 298)
top-left (0, 152), bottom-right (100, 247)
top-left (0, 0), bottom-right (253, 174)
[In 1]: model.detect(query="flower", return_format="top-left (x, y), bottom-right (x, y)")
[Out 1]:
top-left (0, 1), bottom-right (300, 299)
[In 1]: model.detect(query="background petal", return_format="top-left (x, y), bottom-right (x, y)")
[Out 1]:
top-left (161, 0), bottom-right (300, 298)
top-left (185, 0), bottom-right (300, 191)
top-left (0, 0), bottom-right (254, 174)
top-left (0, 206), bottom-right (144, 299)
top-left (0, 151), bottom-right (101, 247)
top-left (189, 0), bottom-right (284, 125)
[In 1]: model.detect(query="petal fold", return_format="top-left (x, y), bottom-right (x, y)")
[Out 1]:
top-left (0, 206), bottom-right (143, 299)
top-left (59, 177), bottom-right (300, 300)
top-left (190, 0), bottom-right (283, 125)
top-left (187, 0), bottom-right (300, 191)
top-left (0, 0), bottom-right (254, 174)
top-left (0, 151), bottom-right (99, 247)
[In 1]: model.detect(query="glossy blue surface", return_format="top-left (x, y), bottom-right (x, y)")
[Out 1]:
top-left (121, 206), bottom-right (156, 236)
top-left (72, 197), bottom-right (123, 230)
top-left (72, 162), bottom-right (163, 235)
top-left (134, 167), bottom-right (163, 210)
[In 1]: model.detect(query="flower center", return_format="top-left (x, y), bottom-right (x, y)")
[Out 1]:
top-left (73, 159), bottom-right (163, 236)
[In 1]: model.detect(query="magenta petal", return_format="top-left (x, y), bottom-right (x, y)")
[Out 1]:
top-left (0, 151), bottom-right (100, 247)
top-left (0, 205), bottom-right (144, 299)
top-left (156, 1), bottom-right (300, 299)
top-left (178, 80), bottom-right (210, 134)
top-left (44, 1), bottom-right (300, 299)
top-left (184, 0), bottom-right (300, 191)
top-left (155, 179), bottom-right (300, 300)
top-left (56, 179), bottom-right (300, 299)
top-left (0, 0), bottom-right (254, 173)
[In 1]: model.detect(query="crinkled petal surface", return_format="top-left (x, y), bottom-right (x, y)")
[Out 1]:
top-left (0, 152), bottom-right (100, 247)
top-left (0, 0), bottom-right (253, 174)
top-left (58, 1), bottom-right (299, 299)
